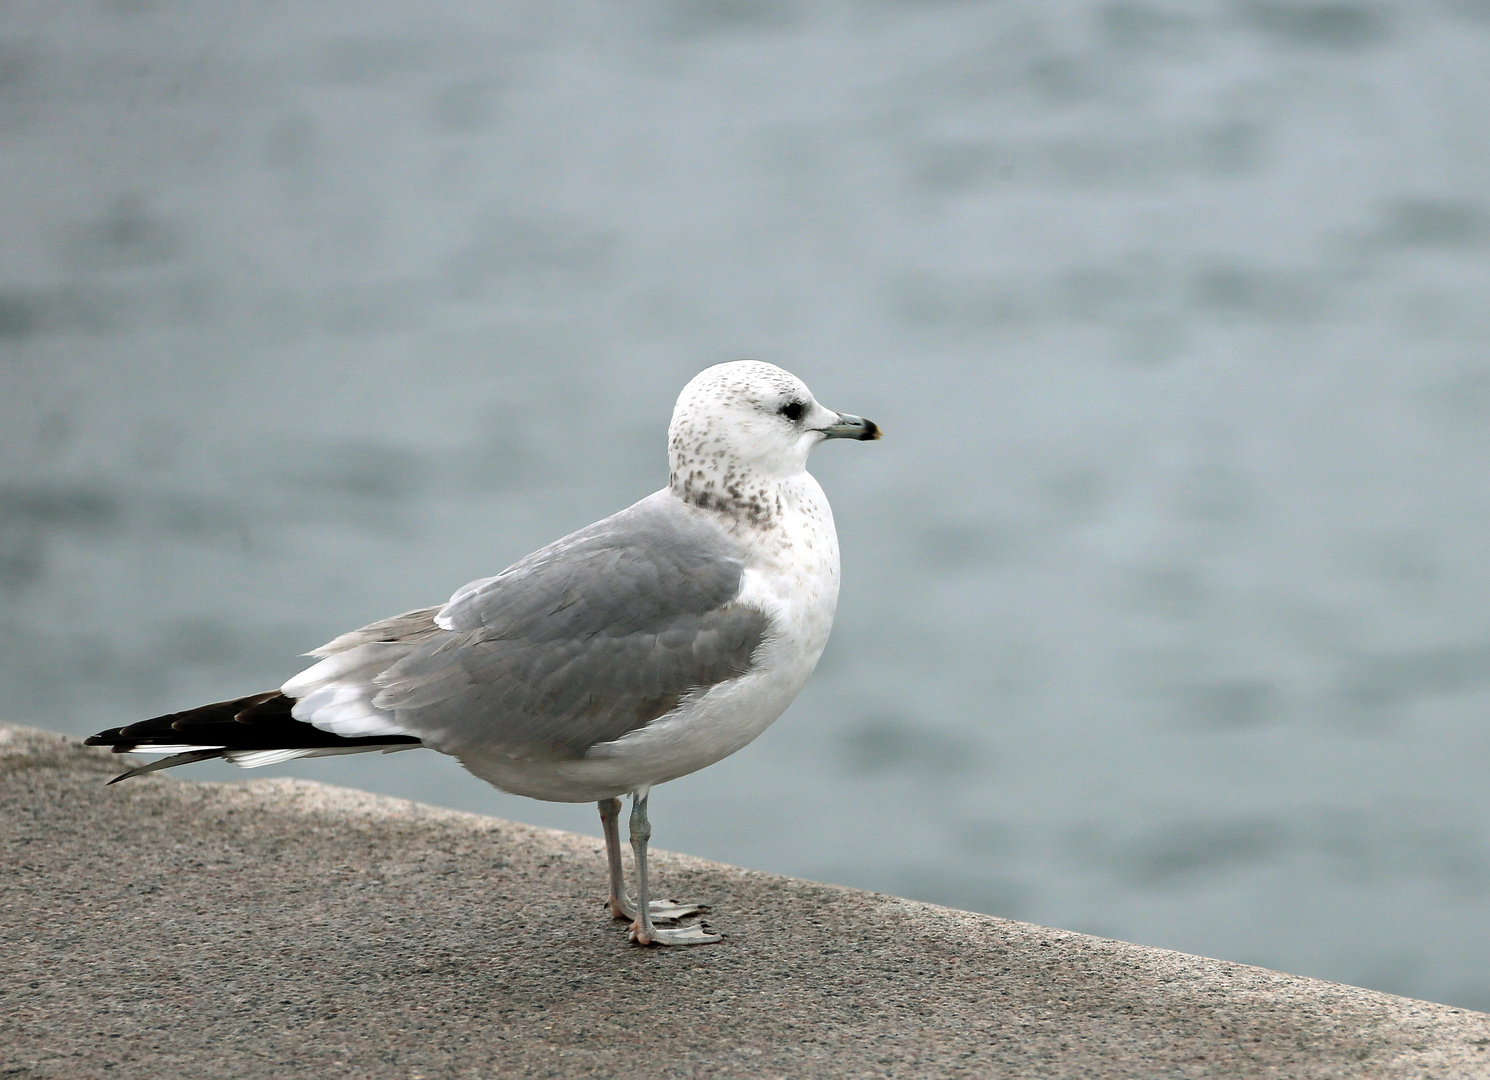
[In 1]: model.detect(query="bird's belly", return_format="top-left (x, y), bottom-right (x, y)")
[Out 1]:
top-left (456, 643), bottom-right (820, 803)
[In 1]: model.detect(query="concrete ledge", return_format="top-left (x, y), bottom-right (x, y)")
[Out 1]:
top-left (3, 722), bottom-right (1487, 1079)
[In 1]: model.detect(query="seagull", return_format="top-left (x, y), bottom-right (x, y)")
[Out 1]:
top-left (87, 360), bottom-right (879, 945)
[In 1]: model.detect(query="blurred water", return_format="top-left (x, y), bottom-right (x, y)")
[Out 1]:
top-left (3, 0), bottom-right (1490, 1010)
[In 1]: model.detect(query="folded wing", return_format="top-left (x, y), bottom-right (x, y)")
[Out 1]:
top-left (288, 492), bottom-right (770, 763)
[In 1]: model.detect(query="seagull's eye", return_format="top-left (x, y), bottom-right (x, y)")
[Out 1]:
top-left (778, 400), bottom-right (805, 423)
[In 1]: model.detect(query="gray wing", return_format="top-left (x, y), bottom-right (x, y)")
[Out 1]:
top-left (307, 492), bottom-right (768, 762)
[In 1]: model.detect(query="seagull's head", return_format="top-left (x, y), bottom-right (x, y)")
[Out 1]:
top-left (668, 360), bottom-right (879, 512)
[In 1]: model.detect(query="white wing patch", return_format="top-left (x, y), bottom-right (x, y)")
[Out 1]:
top-left (434, 574), bottom-right (502, 631)
top-left (281, 642), bottom-right (414, 739)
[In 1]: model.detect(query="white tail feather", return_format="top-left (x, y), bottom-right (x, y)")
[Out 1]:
top-left (223, 743), bottom-right (423, 768)
top-left (122, 744), bottom-right (227, 755)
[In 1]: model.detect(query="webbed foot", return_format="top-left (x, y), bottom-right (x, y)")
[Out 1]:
top-left (629, 919), bottom-right (722, 946)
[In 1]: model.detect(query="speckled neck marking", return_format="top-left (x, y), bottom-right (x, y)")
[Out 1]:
top-left (671, 462), bottom-right (785, 527)
top-left (666, 361), bottom-right (808, 529)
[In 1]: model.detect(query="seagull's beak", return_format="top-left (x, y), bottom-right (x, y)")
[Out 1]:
top-left (817, 412), bottom-right (882, 441)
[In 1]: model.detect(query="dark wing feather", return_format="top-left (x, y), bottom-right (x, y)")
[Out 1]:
top-left (85, 690), bottom-right (422, 780)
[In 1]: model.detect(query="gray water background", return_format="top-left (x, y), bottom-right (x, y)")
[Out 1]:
top-left (4, 0), bottom-right (1490, 1009)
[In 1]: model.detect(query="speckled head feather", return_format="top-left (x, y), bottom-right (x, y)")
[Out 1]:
top-left (667, 361), bottom-right (844, 524)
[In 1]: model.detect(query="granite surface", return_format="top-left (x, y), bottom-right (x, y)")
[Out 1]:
top-left (4, 723), bottom-right (1488, 1079)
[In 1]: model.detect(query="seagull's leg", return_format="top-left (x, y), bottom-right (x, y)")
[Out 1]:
top-left (599, 796), bottom-right (709, 925)
top-left (599, 797), bottom-right (632, 920)
top-left (627, 787), bottom-right (720, 946)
